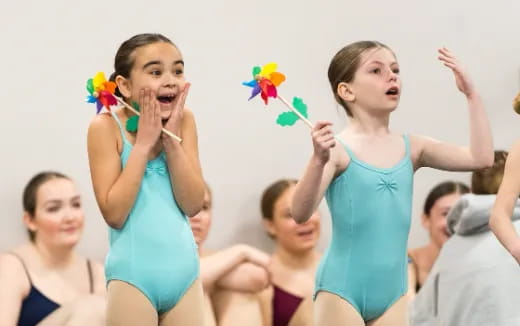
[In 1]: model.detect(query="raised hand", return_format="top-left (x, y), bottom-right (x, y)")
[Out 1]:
top-left (311, 121), bottom-right (336, 165)
top-left (134, 88), bottom-right (162, 152)
top-left (438, 47), bottom-right (476, 98)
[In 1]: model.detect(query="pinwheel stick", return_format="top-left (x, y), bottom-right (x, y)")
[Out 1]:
top-left (116, 98), bottom-right (182, 142)
top-left (277, 95), bottom-right (314, 129)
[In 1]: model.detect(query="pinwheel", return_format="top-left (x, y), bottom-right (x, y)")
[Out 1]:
top-left (242, 63), bottom-right (313, 129)
top-left (85, 72), bottom-right (181, 142)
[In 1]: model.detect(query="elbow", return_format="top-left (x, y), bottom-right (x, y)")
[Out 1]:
top-left (478, 153), bottom-right (495, 169)
top-left (184, 201), bottom-right (203, 218)
top-left (101, 208), bottom-right (126, 229)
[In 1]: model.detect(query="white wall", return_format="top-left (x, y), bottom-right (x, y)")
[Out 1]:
top-left (1, 0), bottom-right (519, 261)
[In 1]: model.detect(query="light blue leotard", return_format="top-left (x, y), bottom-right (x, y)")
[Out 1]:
top-left (315, 135), bottom-right (413, 322)
top-left (105, 112), bottom-right (199, 314)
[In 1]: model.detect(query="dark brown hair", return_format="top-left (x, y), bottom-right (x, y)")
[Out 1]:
top-left (423, 181), bottom-right (470, 216)
top-left (328, 40), bottom-right (392, 117)
top-left (23, 171), bottom-right (70, 241)
top-left (472, 150), bottom-right (508, 195)
top-left (261, 179), bottom-right (297, 221)
top-left (109, 33), bottom-right (176, 97)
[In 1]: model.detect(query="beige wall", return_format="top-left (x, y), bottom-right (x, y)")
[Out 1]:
top-left (1, 0), bottom-right (519, 261)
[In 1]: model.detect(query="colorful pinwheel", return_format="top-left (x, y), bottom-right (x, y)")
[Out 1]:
top-left (84, 72), bottom-right (182, 142)
top-left (243, 62), bottom-right (313, 129)
top-left (242, 63), bottom-right (286, 105)
top-left (85, 72), bottom-right (118, 113)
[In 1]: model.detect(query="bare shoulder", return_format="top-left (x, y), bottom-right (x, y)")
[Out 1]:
top-left (330, 137), bottom-right (350, 177)
top-left (181, 107), bottom-right (197, 127)
top-left (0, 251), bottom-right (30, 294)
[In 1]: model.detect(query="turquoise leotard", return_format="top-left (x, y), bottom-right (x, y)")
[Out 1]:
top-left (105, 112), bottom-right (199, 314)
top-left (315, 135), bottom-right (413, 322)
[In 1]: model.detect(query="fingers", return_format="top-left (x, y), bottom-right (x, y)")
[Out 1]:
top-left (312, 120), bottom-right (335, 148)
top-left (171, 82), bottom-right (191, 116)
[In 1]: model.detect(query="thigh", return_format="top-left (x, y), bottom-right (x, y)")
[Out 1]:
top-left (314, 291), bottom-right (365, 326)
top-left (368, 296), bottom-right (408, 326)
top-left (159, 278), bottom-right (205, 326)
top-left (212, 290), bottom-right (263, 326)
top-left (106, 280), bottom-right (158, 326)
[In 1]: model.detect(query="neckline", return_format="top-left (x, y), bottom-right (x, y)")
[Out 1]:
top-left (339, 135), bottom-right (410, 174)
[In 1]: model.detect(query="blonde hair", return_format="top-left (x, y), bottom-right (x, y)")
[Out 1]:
top-left (471, 150), bottom-right (508, 195)
top-left (514, 92), bottom-right (520, 114)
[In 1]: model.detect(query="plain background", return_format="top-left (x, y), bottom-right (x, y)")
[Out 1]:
top-left (1, 0), bottom-right (519, 261)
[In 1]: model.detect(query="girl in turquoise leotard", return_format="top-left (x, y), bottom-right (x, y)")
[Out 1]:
top-left (87, 33), bottom-right (206, 326)
top-left (292, 41), bottom-right (494, 326)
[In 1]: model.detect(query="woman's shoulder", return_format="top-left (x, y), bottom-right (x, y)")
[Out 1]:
top-left (0, 246), bottom-right (31, 294)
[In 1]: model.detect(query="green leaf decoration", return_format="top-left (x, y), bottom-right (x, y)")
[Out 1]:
top-left (276, 111), bottom-right (299, 126)
top-left (132, 101), bottom-right (140, 112)
top-left (86, 78), bottom-right (94, 93)
top-left (126, 115), bottom-right (139, 133)
top-left (292, 97), bottom-right (308, 118)
top-left (252, 66), bottom-right (261, 77)
top-left (125, 101), bottom-right (141, 132)
top-left (276, 97), bottom-right (308, 127)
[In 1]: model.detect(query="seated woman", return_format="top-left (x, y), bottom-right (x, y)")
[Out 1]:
top-left (257, 179), bottom-right (321, 326)
top-left (190, 183), bottom-right (270, 326)
top-left (411, 150), bottom-right (520, 326)
top-left (0, 171), bottom-right (106, 326)
top-left (407, 181), bottom-right (469, 298)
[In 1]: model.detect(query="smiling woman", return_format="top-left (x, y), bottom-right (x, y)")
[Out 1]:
top-left (258, 179), bottom-right (321, 326)
top-left (0, 171), bottom-right (106, 326)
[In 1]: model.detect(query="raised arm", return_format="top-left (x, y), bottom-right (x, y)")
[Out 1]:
top-left (490, 140), bottom-right (520, 263)
top-left (413, 48), bottom-right (493, 171)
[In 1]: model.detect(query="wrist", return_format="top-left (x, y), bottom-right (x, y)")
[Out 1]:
top-left (311, 153), bottom-right (328, 168)
top-left (162, 134), bottom-right (183, 151)
top-left (132, 142), bottom-right (151, 155)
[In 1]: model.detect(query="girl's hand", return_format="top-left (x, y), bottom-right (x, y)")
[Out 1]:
top-left (311, 121), bottom-right (335, 165)
top-left (438, 47), bottom-right (476, 99)
top-left (162, 83), bottom-right (190, 140)
top-left (134, 88), bottom-right (162, 151)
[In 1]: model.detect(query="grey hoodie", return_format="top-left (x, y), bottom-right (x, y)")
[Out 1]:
top-left (447, 194), bottom-right (520, 235)
top-left (410, 194), bottom-right (520, 326)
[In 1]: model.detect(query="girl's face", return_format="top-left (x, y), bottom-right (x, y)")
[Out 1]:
top-left (120, 42), bottom-right (186, 120)
top-left (422, 192), bottom-right (462, 247)
top-left (24, 178), bottom-right (85, 249)
top-left (341, 47), bottom-right (401, 115)
top-left (264, 185), bottom-right (321, 253)
top-left (189, 190), bottom-right (212, 246)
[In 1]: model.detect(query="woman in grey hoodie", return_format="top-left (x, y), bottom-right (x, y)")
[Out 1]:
top-left (411, 150), bottom-right (520, 326)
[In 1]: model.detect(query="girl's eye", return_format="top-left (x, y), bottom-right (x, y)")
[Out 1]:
top-left (151, 70), bottom-right (161, 76)
top-left (371, 68), bottom-right (381, 74)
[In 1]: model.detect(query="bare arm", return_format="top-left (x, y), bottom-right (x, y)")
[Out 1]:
top-left (216, 262), bottom-right (270, 293)
top-left (162, 108), bottom-right (205, 217)
top-left (413, 48), bottom-right (493, 171)
top-left (0, 254), bottom-right (29, 326)
top-left (200, 245), bottom-right (270, 294)
top-left (406, 255), bottom-right (418, 300)
top-left (87, 90), bottom-right (163, 228)
top-left (292, 121), bottom-right (340, 224)
top-left (490, 140), bottom-right (520, 263)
